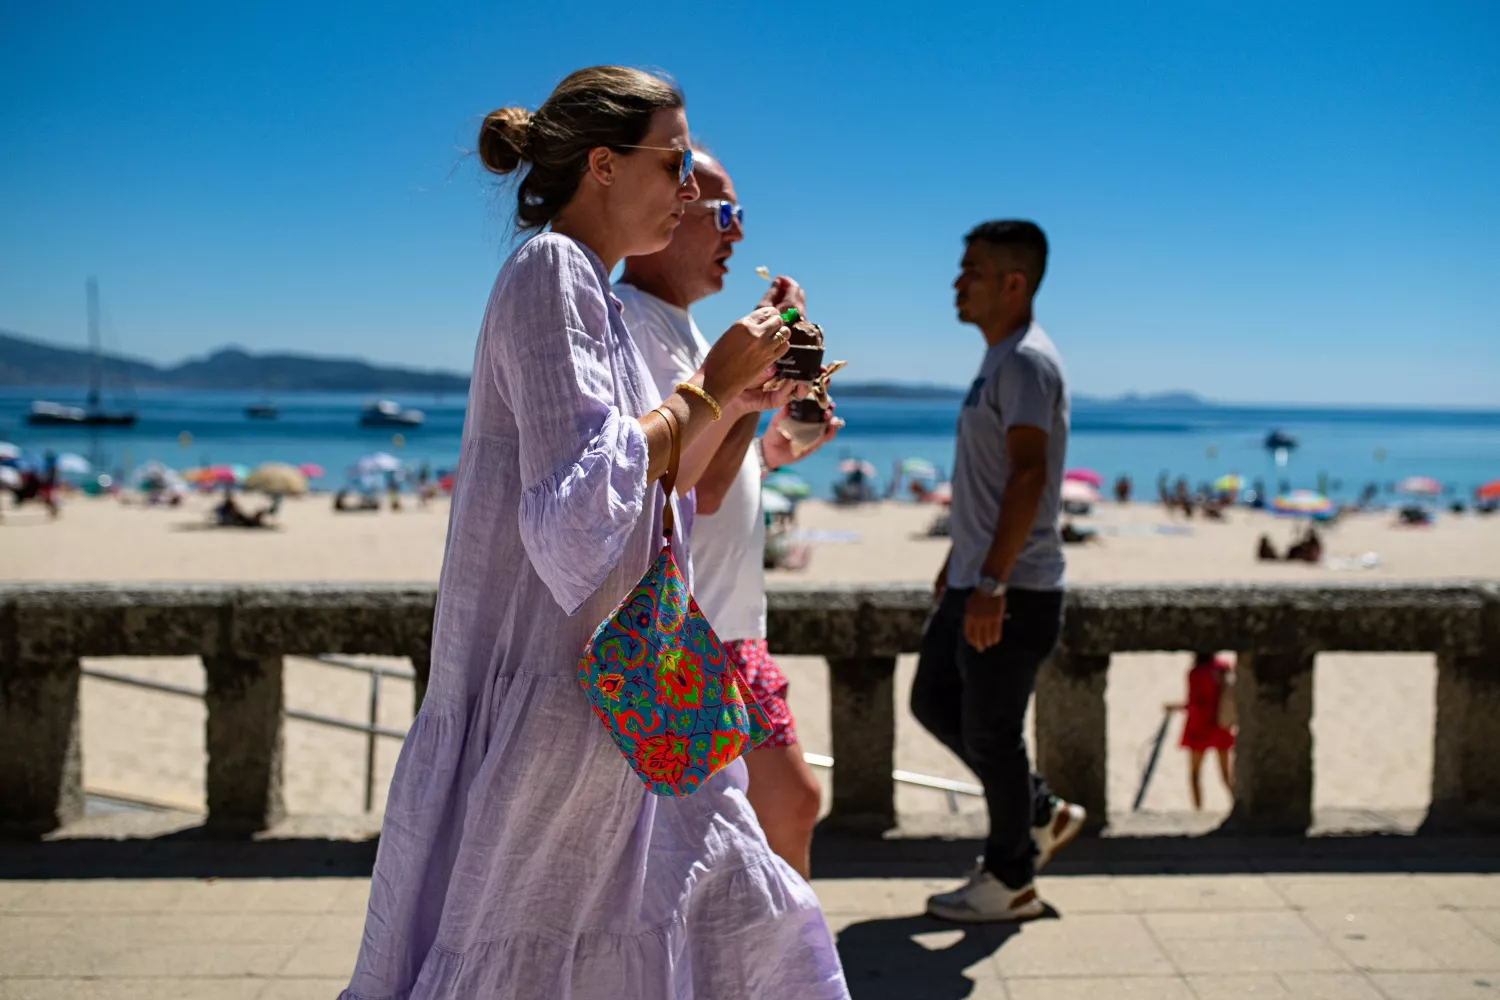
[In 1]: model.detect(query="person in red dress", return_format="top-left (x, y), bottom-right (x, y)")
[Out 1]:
top-left (1166, 652), bottom-right (1237, 809)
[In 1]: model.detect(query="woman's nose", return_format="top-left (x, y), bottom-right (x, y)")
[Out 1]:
top-left (679, 172), bottom-right (700, 201)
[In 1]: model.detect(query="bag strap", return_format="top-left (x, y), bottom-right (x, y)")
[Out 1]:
top-left (656, 405), bottom-right (681, 540)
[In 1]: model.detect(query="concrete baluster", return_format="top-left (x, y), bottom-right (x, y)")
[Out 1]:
top-left (204, 652), bottom-right (286, 834)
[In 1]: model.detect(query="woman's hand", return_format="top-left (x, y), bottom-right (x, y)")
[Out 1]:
top-left (762, 402), bottom-right (842, 470)
top-left (731, 377), bottom-right (802, 419)
top-left (700, 306), bottom-right (790, 403)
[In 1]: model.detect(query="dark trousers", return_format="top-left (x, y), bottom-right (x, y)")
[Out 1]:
top-left (910, 586), bottom-right (1064, 889)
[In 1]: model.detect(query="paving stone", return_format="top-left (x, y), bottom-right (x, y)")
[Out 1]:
top-left (1463, 909), bottom-right (1500, 945)
top-left (814, 877), bottom-right (949, 917)
top-left (0, 916), bottom-right (72, 953)
top-left (91, 943), bottom-right (295, 978)
top-left (1417, 875), bottom-right (1500, 909)
top-left (9, 880), bottom-right (187, 914)
top-left (1158, 936), bottom-right (1351, 975)
top-left (1367, 972), bottom-right (1500, 999)
top-left (1276, 972), bottom-right (1387, 999)
top-left (1034, 876), bottom-right (1132, 914)
top-left (1267, 875), bottom-right (1441, 911)
top-left (0, 978), bottom-right (264, 999)
top-left (0, 883), bottom-right (40, 911)
top-left (990, 914), bottom-right (1175, 978)
top-left (1303, 908), bottom-right (1500, 972)
top-left (1146, 910), bottom-right (1316, 941)
top-left (278, 924), bottom-right (364, 980)
top-left (173, 878), bottom-right (355, 914)
top-left (1005, 976), bottom-right (1192, 999)
top-left (1183, 975), bottom-right (1290, 998)
top-left (1114, 875), bottom-right (1286, 913)
top-left (258, 978), bottom-right (351, 999)
top-left (66, 914), bottom-right (322, 947)
top-left (1, 871), bottom-right (1490, 996)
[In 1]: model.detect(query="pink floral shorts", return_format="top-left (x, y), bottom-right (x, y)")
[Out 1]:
top-left (724, 639), bottom-right (797, 748)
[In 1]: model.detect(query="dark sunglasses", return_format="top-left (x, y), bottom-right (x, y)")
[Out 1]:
top-left (614, 144), bottom-right (694, 186)
top-left (692, 199), bottom-right (744, 232)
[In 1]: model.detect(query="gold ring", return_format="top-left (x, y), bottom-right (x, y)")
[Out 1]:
top-left (773, 328), bottom-right (789, 345)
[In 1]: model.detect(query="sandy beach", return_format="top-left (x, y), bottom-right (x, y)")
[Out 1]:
top-left (2, 492), bottom-right (1493, 825)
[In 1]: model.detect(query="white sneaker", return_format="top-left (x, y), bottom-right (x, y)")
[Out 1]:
top-left (1035, 799), bottom-right (1087, 871)
top-left (926, 862), bottom-right (1045, 923)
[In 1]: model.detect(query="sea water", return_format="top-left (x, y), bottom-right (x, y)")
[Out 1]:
top-left (3, 388), bottom-right (1498, 502)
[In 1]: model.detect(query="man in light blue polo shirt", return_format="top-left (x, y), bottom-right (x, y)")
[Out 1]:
top-left (914, 220), bottom-right (1086, 922)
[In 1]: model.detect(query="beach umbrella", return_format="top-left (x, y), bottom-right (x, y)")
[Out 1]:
top-left (1271, 490), bottom-right (1334, 519)
top-left (245, 462), bottom-right (308, 497)
top-left (298, 463), bottom-right (326, 479)
top-left (1214, 474), bottom-right (1245, 494)
top-left (1476, 480), bottom-right (1500, 503)
top-left (0, 442), bottom-right (19, 462)
top-left (54, 453), bottom-right (91, 476)
top-left (900, 457), bottom-right (940, 480)
top-left (357, 452), bottom-right (402, 476)
top-left (1060, 479), bottom-right (1102, 505)
top-left (838, 458), bottom-right (877, 479)
top-left (128, 461), bottom-right (185, 494)
top-left (1395, 476), bottom-right (1442, 497)
top-left (761, 487), bottom-right (794, 515)
top-left (185, 464), bottom-right (243, 487)
top-left (763, 471), bottom-right (811, 499)
top-left (1064, 468), bottom-right (1104, 488)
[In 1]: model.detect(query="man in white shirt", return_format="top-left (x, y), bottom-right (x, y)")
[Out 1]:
top-left (616, 149), bottom-right (840, 878)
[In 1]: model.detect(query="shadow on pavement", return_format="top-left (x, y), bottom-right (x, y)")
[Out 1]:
top-left (811, 826), bottom-right (1500, 879)
top-left (6, 822), bottom-right (1499, 881)
top-left (0, 829), bottom-right (378, 879)
top-left (835, 912), bottom-right (1035, 999)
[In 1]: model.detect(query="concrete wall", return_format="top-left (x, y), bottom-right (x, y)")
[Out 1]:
top-left (2, 581), bottom-right (1496, 838)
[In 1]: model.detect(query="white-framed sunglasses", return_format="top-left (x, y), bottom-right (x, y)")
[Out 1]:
top-left (690, 199), bottom-right (745, 232)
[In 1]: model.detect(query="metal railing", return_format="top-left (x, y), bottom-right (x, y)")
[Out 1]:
top-left (81, 656), bottom-right (983, 817)
top-left (82, 655), bottom-right (413, 812)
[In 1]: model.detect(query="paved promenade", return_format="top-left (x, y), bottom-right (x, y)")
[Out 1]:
top-left (4, 836), bottom-right (1500, 999)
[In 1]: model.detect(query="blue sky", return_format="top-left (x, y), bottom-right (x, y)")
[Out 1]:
top-left (3, 2), bottom-right (1497, 405)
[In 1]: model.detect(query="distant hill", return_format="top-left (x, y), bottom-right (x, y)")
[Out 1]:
top-left (0, 330), bottom-right (471, 393)
top-left (1078, 390), bottom-right (1208, 408)
top-left (835, 379), bottom-right (1209, 407)
top-left (0, 329), bottom-right (1213, 404)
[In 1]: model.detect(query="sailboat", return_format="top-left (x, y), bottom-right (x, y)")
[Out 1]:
top-left (27, 278), bottom-right (139, 427)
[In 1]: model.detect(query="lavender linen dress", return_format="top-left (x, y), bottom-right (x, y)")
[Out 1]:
top-left (341, 233), bottom-right (849, 1000)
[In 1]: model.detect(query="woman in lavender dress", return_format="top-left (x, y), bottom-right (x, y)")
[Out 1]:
top-left (341, 66), bottom-right (849, 999)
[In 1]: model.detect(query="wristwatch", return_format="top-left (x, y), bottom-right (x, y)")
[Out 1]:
top-left (977, 575), bottom-right (1007, 597)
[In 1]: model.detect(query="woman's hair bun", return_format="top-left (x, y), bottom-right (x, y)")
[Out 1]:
top-left (478, 106), bottom-right (533, 175)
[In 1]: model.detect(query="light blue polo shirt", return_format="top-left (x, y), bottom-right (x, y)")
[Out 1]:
top-left (946, 322), bottom-right (1070, 592)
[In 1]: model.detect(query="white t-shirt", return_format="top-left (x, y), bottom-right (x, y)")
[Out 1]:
top-left (614, 282), bottom-right (768, 640)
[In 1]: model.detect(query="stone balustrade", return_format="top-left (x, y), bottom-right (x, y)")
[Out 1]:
top-left (2, 581), bottom-right (1496, 839)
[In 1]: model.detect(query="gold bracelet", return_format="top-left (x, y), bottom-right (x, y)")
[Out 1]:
top-left (674, 381), bottom-right (722, 421)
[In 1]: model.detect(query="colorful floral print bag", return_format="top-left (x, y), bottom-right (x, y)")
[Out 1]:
top-left (577, 405), bottom-right (773, 796)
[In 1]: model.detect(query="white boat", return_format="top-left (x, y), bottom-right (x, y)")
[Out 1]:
top-left (27, 279), bottom-right (139, 427)
top-left (359, 399), bottom-right (425, 428)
